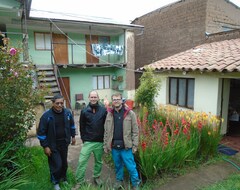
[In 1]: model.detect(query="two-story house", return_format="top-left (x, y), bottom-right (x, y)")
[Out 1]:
top-left (0, 0), bottom-right (143, 110)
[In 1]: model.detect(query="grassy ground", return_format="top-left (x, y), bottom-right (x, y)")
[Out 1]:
top-left (17, 146), bottom-right (76, 190)
top-left (199, 173), bottom-right (240, 190)
top-left (12, 146), bottom-right (240, 190)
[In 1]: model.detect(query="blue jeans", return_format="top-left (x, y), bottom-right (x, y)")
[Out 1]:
top-left (112, 148), bottom-right (140, 187)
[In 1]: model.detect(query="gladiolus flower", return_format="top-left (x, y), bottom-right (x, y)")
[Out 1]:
top-left (9, 48), bottom-right (17, 56)
top-left (141, 142), bottom-right (147, 151)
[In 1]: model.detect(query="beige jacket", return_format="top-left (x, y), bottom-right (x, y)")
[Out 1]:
top-left (103, 107), bottom-right (139, 152)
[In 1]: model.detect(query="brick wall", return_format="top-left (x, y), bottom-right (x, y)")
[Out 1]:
top-left (206, 0), bottom-right (240, 33)
top-left (133, 0), bottom-right (240, 87)
top-left (133, 0), bottom-right (207, 86)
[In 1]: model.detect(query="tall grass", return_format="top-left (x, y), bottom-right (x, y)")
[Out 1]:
top-left (0, 142), bottom-right (29, 190)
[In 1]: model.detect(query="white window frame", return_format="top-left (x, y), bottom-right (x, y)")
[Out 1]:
top-left (92, 75), bottom-right (110, 89)
top-left (34, 32), bottom-right (51, 50)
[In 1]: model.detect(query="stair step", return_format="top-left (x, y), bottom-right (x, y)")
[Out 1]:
top-left (50, 87), bottom-right (61, 93)
top-left (39, 77), bottom-right (57, 82)
top-left (44, 95), bottom-right (54, 99)
top-left (37, 71), bottom-right (55, 76)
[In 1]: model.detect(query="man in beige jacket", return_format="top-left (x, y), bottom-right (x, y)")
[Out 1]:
top-left (104, 93), bottom-right (140, 190)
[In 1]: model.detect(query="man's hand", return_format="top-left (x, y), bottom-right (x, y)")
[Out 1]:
top-left (104, 148), bottom-right (109, 154)
top-left (71, 137), bottom-right (76, 145)
top-left (132, 147), bottom-right (137, 154)
top-left (44, 147), bottom-right (52, 157)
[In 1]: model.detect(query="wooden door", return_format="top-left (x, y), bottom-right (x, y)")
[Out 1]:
top-left (58, 77), bottom-right (71, 108)
top-left (53, 33), bottom-right (68, 64)
top-left (86, 35), bottom-right (99, 63)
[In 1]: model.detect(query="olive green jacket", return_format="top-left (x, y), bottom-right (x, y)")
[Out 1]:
top-left (103, 107), bottom-right (139, 151)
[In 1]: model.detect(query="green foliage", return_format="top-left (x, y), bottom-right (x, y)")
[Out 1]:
top-left (0, 141), bottom-right (29, 189)
top-left (200, 173), bottom-right (240, 190)
top-left (135, 68), bottom-right (161, 111)
top-left (136, 105), bottom-right (222, 179)
top-left (0, 36), bottom-right (47, 146)
top-left (17, 146), bottom-right (76, 190)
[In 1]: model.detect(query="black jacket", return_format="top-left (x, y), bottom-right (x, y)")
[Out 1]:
top-left (80, 103), bottom-right (107, 142)
top-left (37, 108), bottom-right (76, 149)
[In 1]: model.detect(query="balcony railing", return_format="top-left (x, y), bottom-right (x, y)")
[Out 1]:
top-left (51, 42), bottom-right (125, 65)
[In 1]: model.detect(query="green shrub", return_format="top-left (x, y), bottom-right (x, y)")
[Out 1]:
top-left (0, 36), bottom-right (47, 147)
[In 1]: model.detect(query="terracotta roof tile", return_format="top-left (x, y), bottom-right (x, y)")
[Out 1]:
top-left (139, 38), bottom-right (240, 73)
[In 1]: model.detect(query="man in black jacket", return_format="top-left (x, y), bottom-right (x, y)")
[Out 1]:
top-left (76, 90), bottom-right (107, 186)
top-left (37, 94), bottom-right (76, 190)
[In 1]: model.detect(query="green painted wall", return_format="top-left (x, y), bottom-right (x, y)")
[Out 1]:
top-left (27, 29), bottom-right (125, 65)
top-left (58, 67), bottom-right (127, 108)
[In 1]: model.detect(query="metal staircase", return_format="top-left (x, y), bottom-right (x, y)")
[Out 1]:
top-left (35, 65), bottom-right (61, 108)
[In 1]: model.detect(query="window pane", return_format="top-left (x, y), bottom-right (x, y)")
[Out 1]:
top-left (178, 79), bottom-right (186, 106)
top-left (187, 79), bottom-right (195, 108)
top-left (170, 78), bottom-right (177, 104)
top-left (104, 76), bottom-right (110, 88)
top-left (35, 33), bottom-right (45, 49)
top-left (92, 76), bottom-right (97, 89)
top-left (45, 34), bottom-right (51, 50)
top-left (98, 76), bottom-right (104, 89)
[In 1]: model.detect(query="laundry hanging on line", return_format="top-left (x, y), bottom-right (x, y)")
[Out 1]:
top-left (91, 44), bottom-right (124, 57)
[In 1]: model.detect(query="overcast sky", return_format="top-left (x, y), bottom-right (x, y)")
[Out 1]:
top-left (31, 0), bottom-right (240, 23)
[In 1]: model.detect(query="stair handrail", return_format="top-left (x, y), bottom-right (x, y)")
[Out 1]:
top-left (54, 65), bottom-right (73, 111)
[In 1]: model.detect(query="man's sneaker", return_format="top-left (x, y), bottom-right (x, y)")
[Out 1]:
top-left (54, 184), bottom-right (61, 190)
top-left (62, 180), bottom-right (69, 185)
top-left (113, 180), bottom-right (123, 189)
top-left (94, 177), bottom-right (103, 186)
top-left (132, 185), bottom-right (140, 190)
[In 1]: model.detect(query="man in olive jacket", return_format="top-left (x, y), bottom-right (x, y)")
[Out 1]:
top-left (103, 93), bottom-right (140, 190)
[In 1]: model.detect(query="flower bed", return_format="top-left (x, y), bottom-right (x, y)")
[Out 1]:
top-left (136, 105), bottom-right (222, 179)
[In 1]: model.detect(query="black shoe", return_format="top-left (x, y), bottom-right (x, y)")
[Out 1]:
top-left (94, 177), bottom-right (103, 186)
top-left (113, 180), bottom-right (124, 190)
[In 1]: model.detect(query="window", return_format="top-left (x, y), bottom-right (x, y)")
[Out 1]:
top-left (92, 75), bottom-right (110, 89)
top-left (169, 77), bottom-right (195, 108)
top-left (34, 32), bottom-right (51, 50)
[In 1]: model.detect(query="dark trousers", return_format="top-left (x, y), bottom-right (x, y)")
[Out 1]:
top-left (48, 143), bottom-right (68, 184)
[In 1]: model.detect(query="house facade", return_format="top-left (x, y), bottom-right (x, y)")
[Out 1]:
top-left (138, 30), bottom-right (240, 135)
top-left (0, 0), bottom-right (143, 110)
top-left (132, 0), bottom-right (240, 87)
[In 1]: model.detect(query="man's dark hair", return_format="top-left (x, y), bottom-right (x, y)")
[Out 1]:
top-left (52, 94), bottom-right (64, 102)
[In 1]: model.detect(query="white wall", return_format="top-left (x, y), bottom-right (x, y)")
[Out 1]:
top-left (154, 73), bottom-right (233, 135)
top-left (155, 76), bottom-right (168, 104)
top-left (194, 75), bottom-right (219, 115)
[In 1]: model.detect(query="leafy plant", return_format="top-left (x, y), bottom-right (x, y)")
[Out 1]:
top-left (135, 68), bottom-right (161, 111)
top-left (0, 35), bottom-right (47, 147)
top-left (0, 141), bottom-right (29, 189)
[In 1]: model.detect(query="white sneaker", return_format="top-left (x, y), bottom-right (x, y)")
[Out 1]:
top-left (54, 184), bottom-right (61, 190)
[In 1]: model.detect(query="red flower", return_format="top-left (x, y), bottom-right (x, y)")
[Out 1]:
top-left (141, 142), bottom-right (147, 151)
